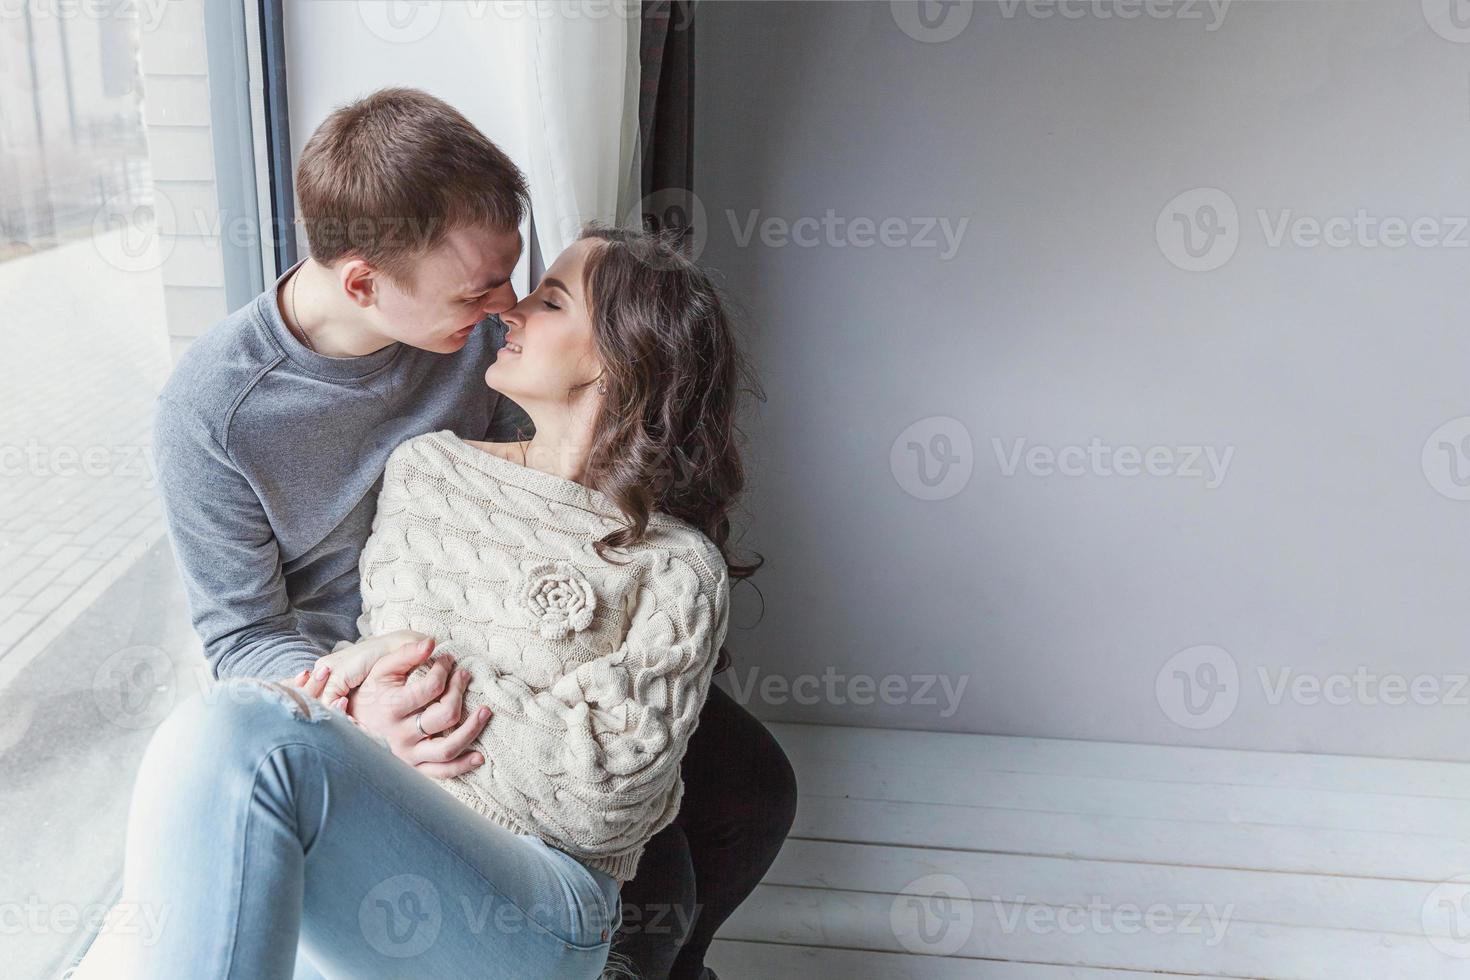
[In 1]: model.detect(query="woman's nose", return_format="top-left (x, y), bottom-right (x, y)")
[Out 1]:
top-left (497, 305), bottom-right (523, 333)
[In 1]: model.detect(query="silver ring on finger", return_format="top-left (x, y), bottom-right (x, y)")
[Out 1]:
top-left (415, 710), bottom-right (429, 739)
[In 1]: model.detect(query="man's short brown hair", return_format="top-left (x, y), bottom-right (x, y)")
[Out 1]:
top-left (295, 87), bottom-right (529, 288)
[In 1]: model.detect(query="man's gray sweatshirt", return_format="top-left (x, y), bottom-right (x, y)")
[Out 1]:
top-left (153, 261), bottom-right (531, 681)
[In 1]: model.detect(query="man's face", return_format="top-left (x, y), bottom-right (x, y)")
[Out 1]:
top-left (368, 224), bottom-right (523, 353)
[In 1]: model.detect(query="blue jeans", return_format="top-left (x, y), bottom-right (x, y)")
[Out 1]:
top-left (113, 678), bottom-right (622, 979)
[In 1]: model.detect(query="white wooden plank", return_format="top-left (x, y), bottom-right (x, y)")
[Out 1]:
top-left (160, 237), bottom-right (225, 289)
top-left (143, 75), bottom-right (212, 127)
top-left (152, 181), bottom-right (226, 238)
top-left (139, 0), bottom-right (208, 75)
top-left (717, 885), bottom-right (1470, 980)
top-left (769, 722), bottom-right (1470, 799)
top-left (744, 724), bottom-right (1470, 975)
top-left (791, 759), bottom-right (1470, 840)
top-left (791, 794), bottom-right (1470, 881)
top-left (141, 48), bottom-right (208, 77)
top-left (704, 939), bottom-right (1226, 980)
top-left (763, 839), bottom-right (1463, 939)
top-left (144, 127), bottom-right (215, 183)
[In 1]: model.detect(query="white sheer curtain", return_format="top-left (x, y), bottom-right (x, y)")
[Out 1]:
top-left (288, 1), bottom-right (645, 285)
top-left (516, 1), bottom-right (643, 264)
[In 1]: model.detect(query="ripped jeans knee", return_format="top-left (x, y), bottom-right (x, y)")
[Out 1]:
top-left (140, 677), bottom-right (339, 777)
top-left (230, 677), bottom-right (336, 723)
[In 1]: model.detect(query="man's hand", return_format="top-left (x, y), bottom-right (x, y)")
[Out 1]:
top-left (320, 629), bottom-right (432, 705)
top-left (280, 629), bottom-right (428, 712)
top-left (347, 636), bottom-right (493, 779)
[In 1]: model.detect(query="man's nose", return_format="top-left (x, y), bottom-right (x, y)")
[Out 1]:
top-left (483, 283), bottom-right (518, 316)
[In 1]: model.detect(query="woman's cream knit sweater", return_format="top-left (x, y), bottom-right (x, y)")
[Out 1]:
top-left (355, 431), bottom-right (730, 882)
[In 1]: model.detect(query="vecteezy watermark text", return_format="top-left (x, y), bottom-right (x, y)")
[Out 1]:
top-left (725, 666), bottom-right (970, 718)
top-left (0, 0), bottom-right (173, 31)
top-left (990, 895), bottom-right (1233, 945)
top-left (995, 0), bottom-right (1230, 29)
top-left (1156, 644), bottom-right (1470, 730)
top-left (890, 1), bottom-right (1231, 43)
top-left (727, 210), bottom-right (969, 261)
top-left (1, 896), bottom-right (168, 943)
top-left (1158, 187), bottom-right (1470, 272)
top-left (992, 437), bottom-right (1234, 489)
top-left (0, 441), bottom-right (156, 484)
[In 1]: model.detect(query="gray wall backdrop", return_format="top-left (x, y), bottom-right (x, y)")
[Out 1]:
top-left (697, 0), bottom-right (1470, 760)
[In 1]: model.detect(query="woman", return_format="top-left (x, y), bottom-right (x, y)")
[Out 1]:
top-left (77, 226), bottom-right (764, 979)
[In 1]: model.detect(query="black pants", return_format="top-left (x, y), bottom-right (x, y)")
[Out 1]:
top-left (613, 680), bottom-right (799, 979)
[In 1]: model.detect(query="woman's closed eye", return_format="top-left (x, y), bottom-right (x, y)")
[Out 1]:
top-left (542, 299), bottom-right (561, 311)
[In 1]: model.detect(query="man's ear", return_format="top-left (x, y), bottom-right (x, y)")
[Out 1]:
top-left (339, 258), bottom-right (378, 309)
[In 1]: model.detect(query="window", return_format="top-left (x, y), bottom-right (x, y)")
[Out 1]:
top-left (0, 2), bottom-right (271, 974)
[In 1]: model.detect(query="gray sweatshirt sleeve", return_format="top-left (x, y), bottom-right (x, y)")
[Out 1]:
top-left (484, 393), bottom-right (534, 442)
top-left (153, 395), bottom-right (323, 681)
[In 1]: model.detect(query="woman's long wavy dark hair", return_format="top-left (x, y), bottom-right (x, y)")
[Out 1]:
top-left (574, 225), bottom-right (762, 670)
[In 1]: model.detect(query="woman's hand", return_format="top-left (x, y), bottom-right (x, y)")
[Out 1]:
top-left (282, 633), bottom-right (491, 779)
top-left (346, 636), bottom-right (494, 779)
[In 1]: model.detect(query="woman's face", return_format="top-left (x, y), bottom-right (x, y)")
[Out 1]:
top-left (486, 239), bottom-right (603, 408)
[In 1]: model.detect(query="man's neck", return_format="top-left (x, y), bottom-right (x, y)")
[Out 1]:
top-left (282, 259), bottom-right (396, 358)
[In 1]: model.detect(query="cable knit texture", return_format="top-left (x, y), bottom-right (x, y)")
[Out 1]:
top-left (356, 430), bottom-right (730, 882)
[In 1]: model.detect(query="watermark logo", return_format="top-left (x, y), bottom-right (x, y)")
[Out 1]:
top-left (1159, 656), bottom-right (1470, 723)
top-left (1259, 667), bottom-right (1470, 708)
top-left (617, 900), bottom-right (699, 938)
top-left (92, 645), bottom-right (176, 731)
top-left (0, 897), bottom-right (169, 944)
top-left (0, 0), bottom-right (174, 32)
top-left (1424, 0), bottom-right (1470, 43)
top-left (890, 874), bottom-right (973, 955)
top-left (725, 666), bottom-right (970, 718)
top-left (891, 0), bottom-right (974, 43)
top-left (91, 191), bottom-right (175, 274)
top-left (1425, 875), bottom-right (1470, 957)
top-left (627, 190), bottom-right (967, 262)
top-left (358, 0), bottom-right (441, 43)
top-left (727, 209), bottom-right (968, 260)
top-left (1258, 209), bottom-right (1470, 250)
top-left (0, 441), bottom-right (157, 484)
top-left (1163, 190), bottom-right (1470, 270)
top-left (1156, 644), bottom-right (1239, 730)
top-left (891, 416), bottom-right (974, 500)
top-left (991, 895), bottom-right (1232, 945)
top-left (992, 437), bottom-right (1233, 488)
top-left (1156, 187), bottom-right (1239, 272)
top-left (644, 0), bottom-right (697, 32)
top-left (627, 188), bottom-right (708, 266)
top-left (995, 1), bottom-right (1230, 30)
top-left (492, 0), bottom-right (641, 21)
top-left (1423, 417), bottom-right (1470, 501)
top-left (360, 874), bottom-right (442, 958)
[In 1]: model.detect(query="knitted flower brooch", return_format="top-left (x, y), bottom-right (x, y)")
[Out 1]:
top-left (514, 561), bottom-right (597, 639)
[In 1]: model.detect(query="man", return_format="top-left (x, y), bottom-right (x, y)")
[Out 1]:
top-left (153, 87), bottom-right (795, 979)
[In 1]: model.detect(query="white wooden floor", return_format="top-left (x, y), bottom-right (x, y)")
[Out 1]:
top-left (704, 722), bottom-right (1470, 980)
